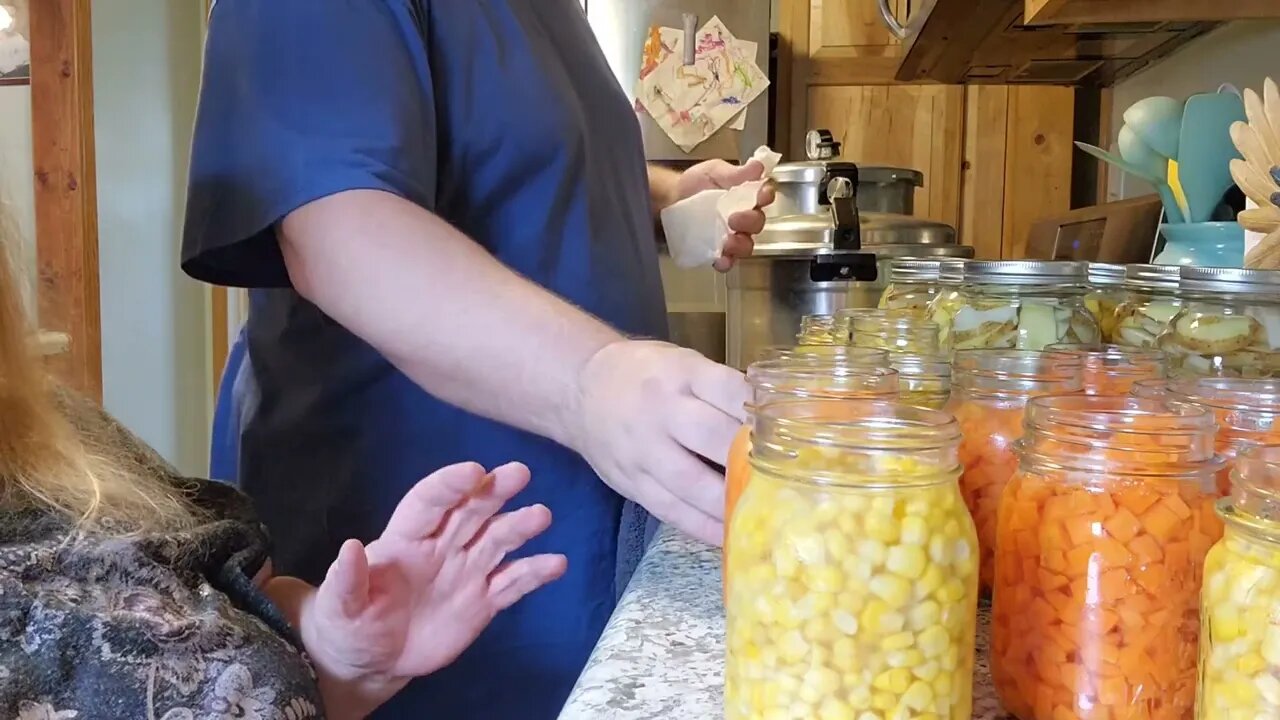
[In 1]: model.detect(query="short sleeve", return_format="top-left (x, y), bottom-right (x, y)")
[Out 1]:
top-left (182, 0), bottom-right (436, 288)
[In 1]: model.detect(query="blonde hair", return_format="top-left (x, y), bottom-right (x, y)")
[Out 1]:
top-left (0, 207), bottom-right (196, 533)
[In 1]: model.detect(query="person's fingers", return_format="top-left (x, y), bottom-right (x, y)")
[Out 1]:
top-left (756, 181), bottom-right (776, 209)
top-left (712, 255), bottom-right (734, 273)
top-left (319, 539), bottom-right (371, 618)
top-left (645, 442), bottom-right (726, 521)
top-left (716, 159), bottom-right (765, 187)
top-left (469, 504), bottom-right (554, 575)
top-left (381, 462), bottom-right (489, 540)
top-left (722, 233), bottom-right (756, 261)
top-left (436, 462), bottom-right (532, 549)
top-left (666, 395), bottom-right (741, 467)
top-left (643, 470), bottom-right (724, 545)
top-left (726, 208), bottom-right (766, 235)
top-left (687, 358), bottom-right (751, 422)
top-left (488, 554), bottom-right (568, 610)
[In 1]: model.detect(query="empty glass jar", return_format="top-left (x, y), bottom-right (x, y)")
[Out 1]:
top-left (725, 399), bottom-right (978, 720)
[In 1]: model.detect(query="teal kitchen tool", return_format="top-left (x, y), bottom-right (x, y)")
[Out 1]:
top-left (1123, 96), bottom-right (1184, 161)
top-left (1076, 139), bottom-right (1185, 223)
top-left (1178, 86), bottom-right (1247, 223)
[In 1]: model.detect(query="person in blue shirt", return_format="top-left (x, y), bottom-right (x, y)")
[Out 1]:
top-left (182, 2), bottom-right (773, 717)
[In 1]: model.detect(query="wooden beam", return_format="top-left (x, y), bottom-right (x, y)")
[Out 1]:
top-left (897, 0), bottom-right (1015, 84)
top-left (1026, 0), bottom-right (1280, 24)
top-left (30, 0), bottom-right (102, 400)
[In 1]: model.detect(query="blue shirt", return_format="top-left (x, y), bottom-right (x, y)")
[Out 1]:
top-left (181, 2), bottom-right (668, 717)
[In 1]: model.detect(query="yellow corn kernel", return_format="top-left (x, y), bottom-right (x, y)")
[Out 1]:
top-left (832, 636), bottom-right (857, 673)
top-left (933, 672), bottom-right (953, 699)
top-left (870, 692), bottom-right (896, 712)
top-left (872, 668), bottom-right (911, 694)
top-left (882, 631), bottom-right (914, 651)
top-left (856, 538), bottom-right (888, 565)
top-left (817, 697), bottom-right (855, 720)
top-left (779, 629), bottom-right (809, 663)
top-left (915, 564), bottom-right (944, 600)
top-left (1256, 674), bottom-right (1280, 705)
top-left (869, 575), bottom-right (912, 606)
top-left (865, 515), bottom-right (900, 544)
top-left (885, 545), bottom-right (928, 579)
top-left (908, 600), bottom-right (940, 630)
top-left (913, 660), bottom-right (940, 681)
top-left (917, 626), bottom-right (950, 658)
top-left (833, 610), bottom-right (859, 636)
top-left (902, 680), bottom-right (935, 711)
top-left (900, 516), bottom-right (928, 545)
top-left (927, 535), bottom-right (951, 566)
top-left (935, 578), bottom-right (966, 604)
top-left (1238, 652), bottom-right (1267, 675)
top-left (855, 713), bottom-right (881, 720)
top-left (824, 527), bottom-right (850, 557)
top-left (1262, 625), bottom-right (1280, 666)
top-left (886, 649), bottom-right (925, 669)
top-left (806, 565), bottom-right (844, 594)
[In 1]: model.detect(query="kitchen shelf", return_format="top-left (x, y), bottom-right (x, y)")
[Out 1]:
top-left (897, 0), bottom-right (1248, 86)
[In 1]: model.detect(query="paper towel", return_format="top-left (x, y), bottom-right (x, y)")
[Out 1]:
top-left (661, 146), bottom-right (783, 268)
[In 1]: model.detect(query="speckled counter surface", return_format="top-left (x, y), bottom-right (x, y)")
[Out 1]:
top-left (558, 525), bottom-right (1013, 720)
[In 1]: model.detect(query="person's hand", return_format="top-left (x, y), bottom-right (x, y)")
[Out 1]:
top-left (267, 462), bottom-right (566, 719)
top-left (675, 159), bottom-right (776, 272)
top-left (572, 340), bottom-right (750, 545)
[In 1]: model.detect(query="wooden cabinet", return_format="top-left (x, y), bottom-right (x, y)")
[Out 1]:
top-left (1025, 0), bottom-right (1280, 24)
top-left (779, 0), bottom-right (1076, 260)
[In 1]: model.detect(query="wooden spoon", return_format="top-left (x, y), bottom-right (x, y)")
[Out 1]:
top-left (1231, 158), bottom-right (1280, 208)
top-left (1243, 87), bottom-right (1280, 166)
top-left (1239, 205), bottom-right (1280, 234)
top-left (1231, 121), bottom-right (1276, 172)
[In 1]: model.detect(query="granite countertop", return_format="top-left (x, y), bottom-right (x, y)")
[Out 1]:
top-left (559, 525), bottom-right (1012, 720)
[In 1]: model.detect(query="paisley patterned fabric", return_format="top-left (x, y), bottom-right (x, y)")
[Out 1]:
top-left (0, 391), bottom-right (326, 719)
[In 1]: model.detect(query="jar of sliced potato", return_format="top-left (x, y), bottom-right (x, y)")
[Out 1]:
top-left (1086, 262), bottom-right (1126, 343)
top-left (1198, 444), bottom-right (1280, 720)
top-left (992, 395), bottom-right (1224, 720)
top-left (879, 258), bottom-right (945, 319)
top-left (1112, 264), bottom-right (1183, 350)
top-left (1161, 377), bottom-right (1280, 496)
top-left (852, 314), bottom-right (942, 355)
top-left (1045, 343), bottom-right (1166, 395)
top-left (798, 314), bottom-right (840, 345)
top-left (890, 353), bottom-right (952, 410)
top-left (946, 349), bottom-right (1083, 591)
top-left (726, 362), bottom-right (900, 595)
top-left (935, 261), bottom-right (1100, 352)
top-left (725, 398), bottom-right (979, 720)
top-left (926, 259), bottom-right (967, 351)
top-left (1157, 267), bottom-right (1280, 377)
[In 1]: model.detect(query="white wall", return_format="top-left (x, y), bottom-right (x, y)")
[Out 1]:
top-left (1107, 20), bottom-right (1280, 200)
top-left (0, 84), bottom-right (34, 300)
top-left (93, 0), bottom-right (210, 475)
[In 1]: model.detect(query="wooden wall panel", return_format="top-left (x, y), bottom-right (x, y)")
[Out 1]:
top-left (30, 0), bottom-right (101, 399)
top-left (1002, 86), bottom-right (1075, 259)
top-left (960, 86), bottom-right (1009, 259)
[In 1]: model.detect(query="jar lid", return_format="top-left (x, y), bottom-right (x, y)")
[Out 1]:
top-left (1086, 262), bottom-right (1125, 286)
top-left (963, 260), bottom-right (1086, 285)
top-left (888, 258), bottom-right (944, 283)
top-left (1180, 266), bottom-right (1280, 294)
top-left (938, 259), bottom-right (967, 284)
top-left (769, 161), bottom-right (859, 184)
top-left (1123, 263), bottom-right (1181, 292)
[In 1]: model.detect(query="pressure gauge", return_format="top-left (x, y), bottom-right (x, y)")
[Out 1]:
top-left (805, 129), bottom-right (841, 161)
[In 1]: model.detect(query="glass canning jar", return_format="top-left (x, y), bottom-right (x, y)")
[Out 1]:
top-left (725, 362), bottom-right (901, 591)
top-left (1045, 343), bottom-right (1166, 395)
top-left (798, 314), bottom-right (840, 345)
top-left (940, 260), bottom-right (1100, 352)
top-left (1198, 444), bottom-right (1280, 720)
top-left (890, 353), bottom-right (952, 410)
top-left (725, 399), bottom-right (978, 720)
top-left (879, 258), bottom-right (945, 318)
top-left (992, 395), bottom-right (1224, 720)
top-left (757, 345), bottom-right (891, 366)
top-left (1112, 264), bottom-right (1183, 350)
top-left (946, 349), bottom-right (1083, 590)
top-left (1161, 377), bottom-right (1280, 496)
top-left (1085, 262), bottom-right (1126, 343)
top-left (1157, 267), bottom-right (1280, 377)
top-left (852, 314), bottom-right (942, 355)
top-left (1130, 378), bottom-right (1169, 400)
top-left (926, 259), bottom-right (966, 351)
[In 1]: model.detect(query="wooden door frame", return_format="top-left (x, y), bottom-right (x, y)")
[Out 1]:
top-left (30, 0), bottom-right (102, 400)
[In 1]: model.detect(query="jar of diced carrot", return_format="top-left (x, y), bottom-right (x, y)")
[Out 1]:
top-left (991, 394), bottom-right (1224, 720)
top-left (1161, 377), bottom-right (1280, 496)
top-left (725, 361), bottom-right (899, 594)
top-left (725, 399), bottom-right (979, 720)
top-left (1045, 343), bottom-right (1166, 395)
top-left (1198, 443), bottom-right (1280, 720)
top-left (947, 349), bottom-right (1082, 590)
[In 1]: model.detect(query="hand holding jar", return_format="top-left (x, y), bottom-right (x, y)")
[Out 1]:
top-left (991, 395), bottom-right (1224, 720)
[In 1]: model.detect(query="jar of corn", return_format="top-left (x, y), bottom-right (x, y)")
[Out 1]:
top-left (1161, 377), bottom-right (1280, 496)
top-left (1045, 343), bottom-right (1166, 396)
top-left (725, 398), bottom-right (979, 720)
top-left (725, 362), bottom-right (900, 593)
top-left (1198, 443), bottom-right (1280, 720)
top-left (890, 353), bottom-right (952, 410)
top-left (992, 395), bottom-right (1224, 720)
top-left (947, 349), bottom-right (1082, 590)
top-left (1085, 262), bottom-right (1126, 343)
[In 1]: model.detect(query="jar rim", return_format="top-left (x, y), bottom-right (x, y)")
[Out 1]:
top-left (1086, 262), bottom-right (1125, 286)
top-left (889, 352), bottom-right (950, 377)
top-left (752, 398), bottom-right (961, 450)
top-left (963, 259), bottom-right (1086, 285)
top-left (888, 257), bottom-right (944, 283)
top-left (1044, 343), bottom-right (1167, 377)
top-left (1223, 443), bottom-right (1280, 529)
top-left (952, 349), bottom-right (1082, 397)
top-left (757, 345), bottom-right (890, 365)
top-left (747, 361), bottom-right (900, 400)
top-left (1163, 377), bottom-right (1280, 412)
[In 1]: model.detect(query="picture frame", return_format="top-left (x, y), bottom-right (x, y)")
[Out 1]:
top-left (0, 0), bottom-right (30, 86)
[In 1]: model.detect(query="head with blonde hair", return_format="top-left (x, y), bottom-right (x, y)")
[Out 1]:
top-left (0, 204), bottom-right (195, 533)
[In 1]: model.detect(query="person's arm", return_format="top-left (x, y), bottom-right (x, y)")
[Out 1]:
top-left (647, 163), bottom-right (683, 216)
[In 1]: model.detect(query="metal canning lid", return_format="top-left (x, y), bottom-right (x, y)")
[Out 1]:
top-left (1180, 266), bottom-right (1280, 294)
top-left (769, 161), bottom-right (858, 183)
top-left (1123, 263), bottom-right (1181, 292)
top-left (938, 258), bottom-right (967, 284)
top-left (963, 260), bottom-right (1086, 285)
top-left (888, 258), bottom-right (944, 283)
top-left (1086, 262), bottom-right (1125, 286)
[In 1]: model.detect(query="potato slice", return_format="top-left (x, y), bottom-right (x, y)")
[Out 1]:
top-left (1173, 314), bottom-right (1261, 355)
